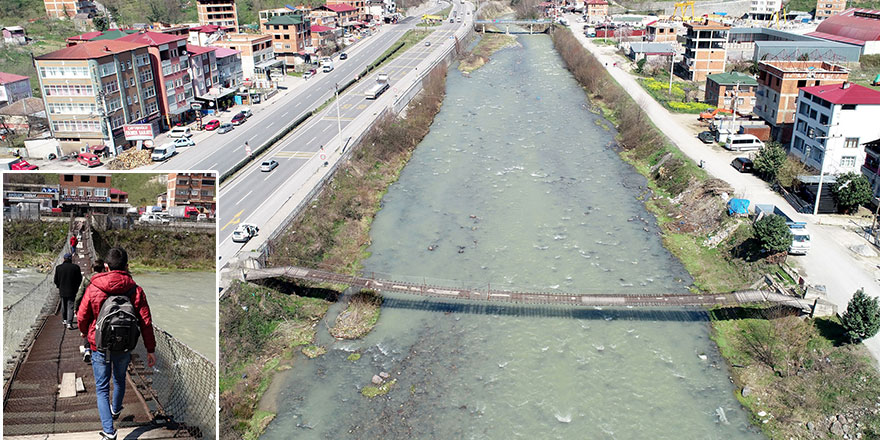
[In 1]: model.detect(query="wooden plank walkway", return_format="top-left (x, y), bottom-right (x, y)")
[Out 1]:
top-left (244, 266), bottom-right (815, 310)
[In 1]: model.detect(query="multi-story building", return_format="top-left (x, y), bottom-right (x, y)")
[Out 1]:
top-left (320, 3), bottom-right (359, 27)
top-left (187, 45), bottom-right (218, 98)
top-left (646, 23), bottom-right (677, 42)
top-left (0, 72), bottom-right (32, 107)
top-left (43, 0), bottom-right (96, 19)
top-left (35, 40), bottom-right (160, 154)
top-left (863, 137), bottom-right (880, 198)
top-left (197, 0), bottom-right (239, 30)
top-left (212, 33), bottom-right (280, 84)
top-left (748, 0), bottom-right (782, 21)
top-left (309, 10), bottom-right (339, 27)
top-left (585, 0), bottom-right (609, 22)
top-left (789, 83), bottom-right (880, 191)
top-left (214, 47), bottom-right (243, 88)
top-left (117, 32), bottom-right (193, 129)
top-left (704, 72), bottom-right (758, 114)
top-left (326, 0), bottom-right (366, 21)
top-left (311, 25), bottom-right (335, 49)
top-left (166, 172), bottom-right (216, 214)
top-left (262, 13), bottom-right (312, 66)
top-left (754, 60), bottom-right (848, 142)
top-left (816, 0), bottom-right (846, 20)
top-left (59, 173), bottom-right (128, 207)
top-left (680, 20), bottom-right (729, 82)
top-left (187, 25), bottom-right (232, 47)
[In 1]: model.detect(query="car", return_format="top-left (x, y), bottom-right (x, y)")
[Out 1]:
top-left (171, 137), bottom-right (195, 147)
top-left (77, 152), bottom-right (102, 167)
top-left (139, 213), bottom-right (170, 224)
top-left (232, 223), bottom-right (259, 243)
top-left (731, 157), bottom-right (754, 173)
top-left (339, 52), bottom-right (348, 60)
top-left (169, 126), bottom-right (192, 138)
top-left (425, 41), bottom-right (431, 46)
top-left (218, 123), bottom-right (234, 134)
top-left (231, 112), bottom-right (247, 125)
top-left (196, 213), bottom-right (208, 221)
top-left (698, 131), bottom-right (715, 143)
top-left (260, 159), bottom-right (279, 172)
top-left (239, 107), bottom-right (253, 118)
top-left (322, 64), bottom-right (334, 73)
top-left (151, 144), bottom-right (176, 161)
top-left (204, 119), bottom-right (220, 130)
top-left (450, 18), bottom-right (454, 23)
top-left (303, 69), bottom-right (316, 80)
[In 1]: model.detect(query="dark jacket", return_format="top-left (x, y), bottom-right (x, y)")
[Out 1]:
top-left (77, 270), bottom-right (156, 353)
top-left (54, 261), bottom-right (83, 298)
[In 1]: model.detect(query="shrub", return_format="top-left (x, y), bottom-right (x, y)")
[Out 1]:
top-left (666, 101), bottom-right (713, 113)
top-left (752, 142), bottom-right (787, 182)
top-left (832, 172), bottom-right (872, 213)
top-left (841, 288), bottom-right (880, 343)
top-left (776, 155), bottom-right (806, 189)
top-left (753, 214), bottom-right (792, 254)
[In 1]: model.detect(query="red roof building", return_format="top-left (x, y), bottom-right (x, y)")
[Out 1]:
top-left (321, 2), bottom-right (361, 23)
top-left (799, 82), bottom-right (880, 105)
top-left (806, 8), bottom-right (880, 54)
top-left (0, 72), bottom-right (32, 106)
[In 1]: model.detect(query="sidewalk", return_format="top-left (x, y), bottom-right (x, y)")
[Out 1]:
top-left (565, 17), bottom-right (880, 364)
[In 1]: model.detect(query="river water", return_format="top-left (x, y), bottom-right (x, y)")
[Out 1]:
top-left (262, 35), bottom-right (761, 439)
top-left (3, 268), bottom-right (215, 361)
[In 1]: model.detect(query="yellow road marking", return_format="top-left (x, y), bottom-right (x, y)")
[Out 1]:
top-left (341, 103), bottom-right (353, 110)
top-left (323, 116), bottom-right (355, 121)
top-left (356, 104), bottom-right (367, 110)
top-left (274, 151), bottom-right (315, 158)
top-left (221, 209), bottom-right (244, 231)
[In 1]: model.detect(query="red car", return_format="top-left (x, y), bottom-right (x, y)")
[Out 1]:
top-left (77, 152), bottom-right (102, 167)
top-left (204, 119), bottom-right (220, 130)
top-left (1, 158), bottom-right (38, 170)
top-left (231, 112), bottom-right (247, 125)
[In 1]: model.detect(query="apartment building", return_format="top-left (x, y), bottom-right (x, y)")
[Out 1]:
top-left (704, 72), bottom-right (758, 114)
top-left (679, 20), bottom-right (729, 82)
top-left (187, 45), bottom-right (218, 98)
top-left (59, 173), bottom-right (127, 204)
top-left (117, 32), bottom-right (193, 129)
top-left (754, 60), bottom-right (848, 142)
top-left (326, 0), bottom-right (366, 21)
top-left (748, 0), bottom-right (782, 20)
top-left (187, 25), bottom-right (232, 46)
top-left (262, 13), bottom-right (312, 66)
top-left (43, 0), bottom-right (96, 19)
top-left (0, 72), bottom-right (32, 107)
top-left (197, 0), bottom-right (239, 29)
top-left (863, 138), bottom-right (880, 198)
top-left (212, 33), bottom-right (279, 83)
top-left (309, 10), bottom-right (339, 27)
top-left (214, 47), bottom-right (243, 88)
top-left (320, 3), bottom-right (359, 26)
top-left (35, 40), bottom-right (160, 154)
top-left (646, 23), bottom-right (677, 42)
top-left (167, 172), bottom-right (216, 213)
top-left (789, 83), bottom-right (880, 189)
top-left (816, 0), bottom-right (846, 20)
top-left (311, 25), bottom-right (335, 49)
top-left (585, 0), bottom-right (609, 22)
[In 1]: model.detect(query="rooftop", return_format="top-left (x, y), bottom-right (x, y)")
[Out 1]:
top-left (186, 44), bottom-right (216, 55)
top-left (706, 72), bottom-right (758, 86)
top-left (0, 72), bottom-right (30, 84)
top-left (90, 29), bottom-right (140, 41)
top-left (759, 60), bottom-right (848, 73)
top-left (211, 46), bottom-right (240, 57)
top-left (628, 42), bottom-right (674, 53)
top-left (266, 14), bottom-right (305, 25)
top-left (322, 3), bottom-right (357, 12)
top-left (0, 97), bottom-right (44, 116)
top-left (684, 19), bottom-right (730, 29)
top-left (36, 40), bottom-right (149, 60)
top-left (809, 8), bottom-right (880, 45)
top-left (117, 31), bottom-right (187, 46)
top-left (311, 25), bottom-right (333, 32)
top-left (801, 82), bottom-right (880, 105)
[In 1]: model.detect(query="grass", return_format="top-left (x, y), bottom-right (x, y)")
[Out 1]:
top-left (110, 173), bottom-right (167, 207)
top-left (2, 220), bottom-right (69, 271)
top-left (0, 18), bottom-right (79, 98)
top-left (361, 379), bottom-right (396, 398)
top-left (91, 228), bottom-right (215, 272)
top-left (329, 290), bottom-right (382, 339)
top-left (347, 352), bottom-right (361, 361)
top-left (638, 76), bottom-right (713, 114)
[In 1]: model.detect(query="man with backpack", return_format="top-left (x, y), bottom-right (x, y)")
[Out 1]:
top-left (54, 253), bottom-right (82, 330)
top-left (77, 247), bottom-right (156, 440)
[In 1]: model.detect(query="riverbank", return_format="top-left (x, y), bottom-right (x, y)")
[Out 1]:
top-left (219, 63), bottom-right (451, 440)
top-left (91, 228), bottom-right (214, 272)
top-left (3, 220), bottom-right (68, 272)
top-left (552, 27), bottom-right (880, 438)
top-left (459, 33), bottom-right (517, 73)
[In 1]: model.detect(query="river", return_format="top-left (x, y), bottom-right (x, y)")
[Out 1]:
top-left (3, 268), bottom-right (215, 361)
top-left (261, 34), bottom-right (762, 439)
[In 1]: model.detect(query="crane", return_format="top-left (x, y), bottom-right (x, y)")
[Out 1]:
top-left (672, 1), bottom-right (696, 21)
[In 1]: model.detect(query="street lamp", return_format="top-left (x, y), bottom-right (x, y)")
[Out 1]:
top-left (807, 124), bottom-right (839, 215)
top-left (334, 83), bottom-right (343, 152)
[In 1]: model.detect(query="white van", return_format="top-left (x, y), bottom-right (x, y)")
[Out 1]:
top-left (151, 144), bottom-right (176, 161)
top-left (722, 134), bottom-right (764, 152)
top-left (168, 127), bottom-right (191, 138)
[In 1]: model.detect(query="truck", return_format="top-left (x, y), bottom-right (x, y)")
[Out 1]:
top-left (320, 57), bottom-right (333, 72)
top-left (0, 157), bottom-right (39, 170)
top-left (754, 204), bottom-right (811, 255)
top-left (168, 206), bottom-right (201, 219)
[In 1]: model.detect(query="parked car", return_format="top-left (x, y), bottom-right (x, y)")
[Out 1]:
top-left (721, 133), bottom-right (764, 152)
top-left (730, 157), bottom-right (754, 173)
top-left (171, 137), bottom-right (195, 148)
top-left (138, 213), bottom-right (170, 224)
top-left (425, 41), bottom-right (431, 46)
top-left (239, 107), bottom-right (252, 118)
top-left (232, 223), bottom-right (259, 243)
top-left (339, 52), bottom-right (348, 60)
top-left (218, 123), bottom-right (234, 134)
top-left (231, 112), bottom-right (247, 125)
top-left (204, 119), bottom-right (220, 130)
top-left (303, 69), bottom-right (316, 80)
top-left (169, 126), bottom-right (192, 138)
top-left (196, 213), bottom-right (208, 221)
top-left (77, 152), bottom-right (102, 167)
top-left (151, 144), bottom-right (176, 161)
top-left (698, 131), bottom-right (715, 144)
top-left (260, 159), bottom-right (279, 172)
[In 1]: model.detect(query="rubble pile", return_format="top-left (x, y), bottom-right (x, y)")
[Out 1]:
top-left (666, 178), bottom-right (733, 234)
top-left (105, 149), bottom-right (152, 170)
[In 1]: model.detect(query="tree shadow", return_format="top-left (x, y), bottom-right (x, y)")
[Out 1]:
top-left (730, 237), bottom-right (766, 263)
top-left (708, 305), bottom-right (800, 321)
top-left (813, 317), bottom-right (848, 347)
top-left (253, 278), bottom-right (341, 302)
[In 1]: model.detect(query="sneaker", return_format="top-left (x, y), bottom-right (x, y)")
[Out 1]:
top-left (99, 431), bottom-right (116, 440)
top-left (83, 350), bottom-right (91, 364)
top-left (68, 324), bottom-right (76, 330)
top-left (111, 406), bottom-right (123, 420)
top-left (62, 320), bottom-right (68, 327)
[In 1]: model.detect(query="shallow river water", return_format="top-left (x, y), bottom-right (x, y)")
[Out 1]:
top-left (262, 35), bottom-right (762, 439)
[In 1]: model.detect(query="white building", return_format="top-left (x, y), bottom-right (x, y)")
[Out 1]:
top-left (0, 72), bottom-right (32, 107)
top-left (749, 0), bottom-right (783, 21)
top-left (790, 82), bottom-right (880, 180)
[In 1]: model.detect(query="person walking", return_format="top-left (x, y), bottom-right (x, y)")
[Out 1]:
top-left (78, 247), bottom-right (156, 440)
top-left (74, 259), bottom-right (104, 364)
top-left (70, 234), bottom-right (78, 254)
top-left (54, 253), bottom-right (82, 330)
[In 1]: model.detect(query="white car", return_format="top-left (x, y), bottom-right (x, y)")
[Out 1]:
top-left (260, 160), bottom-right (279, 172)
top-left (151, 144), bottom-right (176, 161)
top-left (168, 127), bottom-right (192, 138)
top-left (138, 213), bottom-right (170, 224)
top-left (232, 223), bottom-right (259, 243)
top-left (171, 137), bottom-right (195, 147)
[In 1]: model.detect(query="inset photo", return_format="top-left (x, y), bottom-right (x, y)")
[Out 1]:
top-left (3, 172), bottom-right (217, 439)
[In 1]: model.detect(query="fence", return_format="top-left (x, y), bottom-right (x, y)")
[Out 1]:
top-left (130, 327), bottom-right (217, 439)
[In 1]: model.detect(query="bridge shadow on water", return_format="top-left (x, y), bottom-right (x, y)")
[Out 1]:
top-left (379, 295), bottom-right (714, 322)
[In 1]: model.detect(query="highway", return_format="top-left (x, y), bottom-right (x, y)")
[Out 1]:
top-left (216, 1), bottom-right (473, 262)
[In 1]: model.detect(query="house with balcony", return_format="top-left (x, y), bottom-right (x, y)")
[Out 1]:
top-left (679, 20), bottom-right (729, 82)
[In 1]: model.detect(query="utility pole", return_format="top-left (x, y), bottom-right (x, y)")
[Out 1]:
top-left (668, 51), bottom-right (675, 94)
top-left (334, 83), bottom-right (343, 151)
top-left (811, 123), bottom-right (837, 216)
top-left (731, 80), bottom-right (740, 132)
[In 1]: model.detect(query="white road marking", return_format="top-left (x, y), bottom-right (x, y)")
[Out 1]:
top-left (237, 190), bottom-right (253, 205)
top-left (322, 125), bottom-right (330, 132)
top-left (209, 162), bottom-right (218, 170)
top-left (282, 111), bottom-right (289, 117)
top-left (309, 136), bottom-right (317, 144)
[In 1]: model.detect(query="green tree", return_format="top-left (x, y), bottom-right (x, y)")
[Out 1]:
top-left (841, 289), bottom-right (880, 343)
top-left (93, 15), bottom-right (109, 31)
top-left (635, 58), bottom-right (647, 74)
top-left (832, 172), bottom-right (872, 213)
top-left (752, 142), bottom-right (787, 181)
top-left (753, 214), bottom-right (792, 254)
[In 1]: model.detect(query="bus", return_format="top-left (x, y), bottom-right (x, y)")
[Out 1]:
top-left (365, 82), bottom-right (390, 99)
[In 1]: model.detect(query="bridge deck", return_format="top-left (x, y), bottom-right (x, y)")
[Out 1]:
top-left (244, 266), bottom-right (814, 310)
top-left (3, 220), bottom-right (160, 436)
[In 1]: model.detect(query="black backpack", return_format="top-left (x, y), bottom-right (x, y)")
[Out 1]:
top-left (95, 287), bottom-right (141, 354)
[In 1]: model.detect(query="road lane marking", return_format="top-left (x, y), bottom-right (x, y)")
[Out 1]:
top-left (323, 117), bottom-right (355, 121)
top-left (237, 190), bottom-right (253, 205)
top-left (282, 111), bottom-right (289, 117)
top-left (341, 104), bottom-right (353, 110)
top-left (221, 209), bottom-right (244, 231)
top-left (209, 163), bottom-right (218, 170)
top-left (274, 151), bottom-right (314, 158)
top-left (357, 104), bottom-right (367, 110)
top-left (322, 125), bottom-right (330, 132)
top-left (309, 136), bottom-right (317, 144)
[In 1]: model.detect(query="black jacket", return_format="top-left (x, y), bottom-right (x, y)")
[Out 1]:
top-left (54, 261), bottom-right (83, 298)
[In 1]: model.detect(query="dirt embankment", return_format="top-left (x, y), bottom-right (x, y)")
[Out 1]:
top-left (3, 220), bottom-right (69, 271)
top-left (91, 228), bottom-right (214, 272)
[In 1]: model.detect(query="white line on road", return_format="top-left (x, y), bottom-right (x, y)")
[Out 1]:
top-left (209, 163), bottom-right (218, 170)
top-left (237, 190), bottom-right (253, 205)
top-left (309, 136), bottom-right (317, 144)
top-left (322, 125), bottom-right (330, 132)
top-left (282, 111), bottom-right (289, 117)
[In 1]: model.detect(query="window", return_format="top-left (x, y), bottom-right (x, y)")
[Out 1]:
top-left (146, 101), bottom-right (158, 114)
top-left (840, 156), bottom-right (856, 167)
top-left (94, 188), bottom-right (108, 197)
top-left (39, 66), bottom-right (89, 78)
top-left (64, 175), bottom-right (74, 182)
top-left (52, 120), bottom-right (101, 132)
top-left (141, 69), bottom-right (153, 83)
top-left (144, 85), bottom-right (156, 98)
top-left (809, 147), bottom-right (824, 163)
top-left (819, 114), bottom-right (828, 125)
top-left (796, 119), bottom-right (808, 135)
top-left (97, 176), bottom-right (106, 183)
top-left (809, 109), bottom-right (817, 120)
top-left (79, 189), bottom-right (85, 196)
top-left (111, 114), bottom-right (124, 128)
top-left (797, 80), bottom-right (806, 88)
top-left (104, 80), bottom-right (119, 94)
top-left (844, 137), bottom-right (859, 148)
top-left (793, 136), bottom-right (805, 152)
top-left (842, 104), bottom-right (857, 110)
top-left (99, 62), bottom-right (116, 77)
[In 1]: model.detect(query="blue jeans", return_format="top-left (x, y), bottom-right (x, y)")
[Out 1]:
top-left (91, 350), bottom-right (131, 434)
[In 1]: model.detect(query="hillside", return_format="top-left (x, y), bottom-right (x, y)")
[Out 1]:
top-left (110, 173), bottom-right (167, 207)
